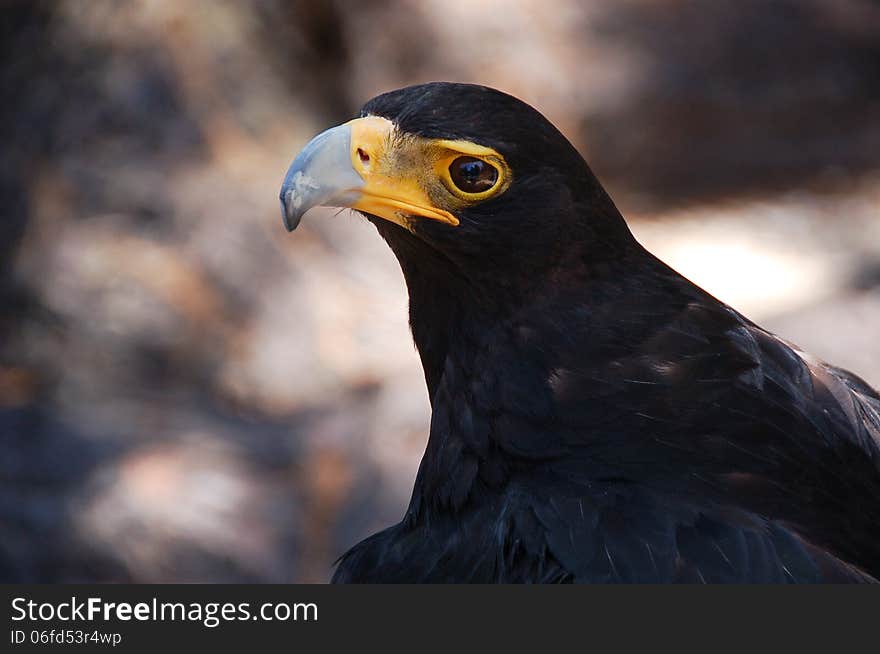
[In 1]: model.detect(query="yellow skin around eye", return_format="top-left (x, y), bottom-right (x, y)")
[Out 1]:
top-left (431, 139), bottom-right (511, 202)
top-left (346, 116), bottom-right (511, 231)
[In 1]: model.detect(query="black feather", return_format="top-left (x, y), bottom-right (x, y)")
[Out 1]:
top-left (332, 83), bottom-right (880, 583)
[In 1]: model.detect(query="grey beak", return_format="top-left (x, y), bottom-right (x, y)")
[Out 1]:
top-left (279, 123), bottom-right (365, 231)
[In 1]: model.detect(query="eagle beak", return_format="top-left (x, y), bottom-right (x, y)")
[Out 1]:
top-left (279, 116), bottom-right (458, 232)
top-left (279, 122), bottom-right (363, 231)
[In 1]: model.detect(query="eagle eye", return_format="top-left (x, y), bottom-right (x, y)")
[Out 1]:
top-left (448, 157), bottom-right (498, 194)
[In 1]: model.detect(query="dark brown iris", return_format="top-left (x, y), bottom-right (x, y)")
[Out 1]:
top-left (449, 156), bottom-right (498, 194)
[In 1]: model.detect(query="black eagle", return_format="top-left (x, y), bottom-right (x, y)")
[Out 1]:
top-left (280, 83), bottom-right (880, 583)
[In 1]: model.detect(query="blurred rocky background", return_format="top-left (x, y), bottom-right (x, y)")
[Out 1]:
top-left (1, 0), bottom-right (878, 582)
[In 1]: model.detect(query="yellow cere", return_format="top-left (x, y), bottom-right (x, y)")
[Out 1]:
top-left (344, 116), bottom-right (511, 231)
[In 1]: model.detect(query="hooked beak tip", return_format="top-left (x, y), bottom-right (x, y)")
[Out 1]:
top-left (278, 122), bottom-right (361, 233)
top-left (280, 191), bottom-right (301, 232)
